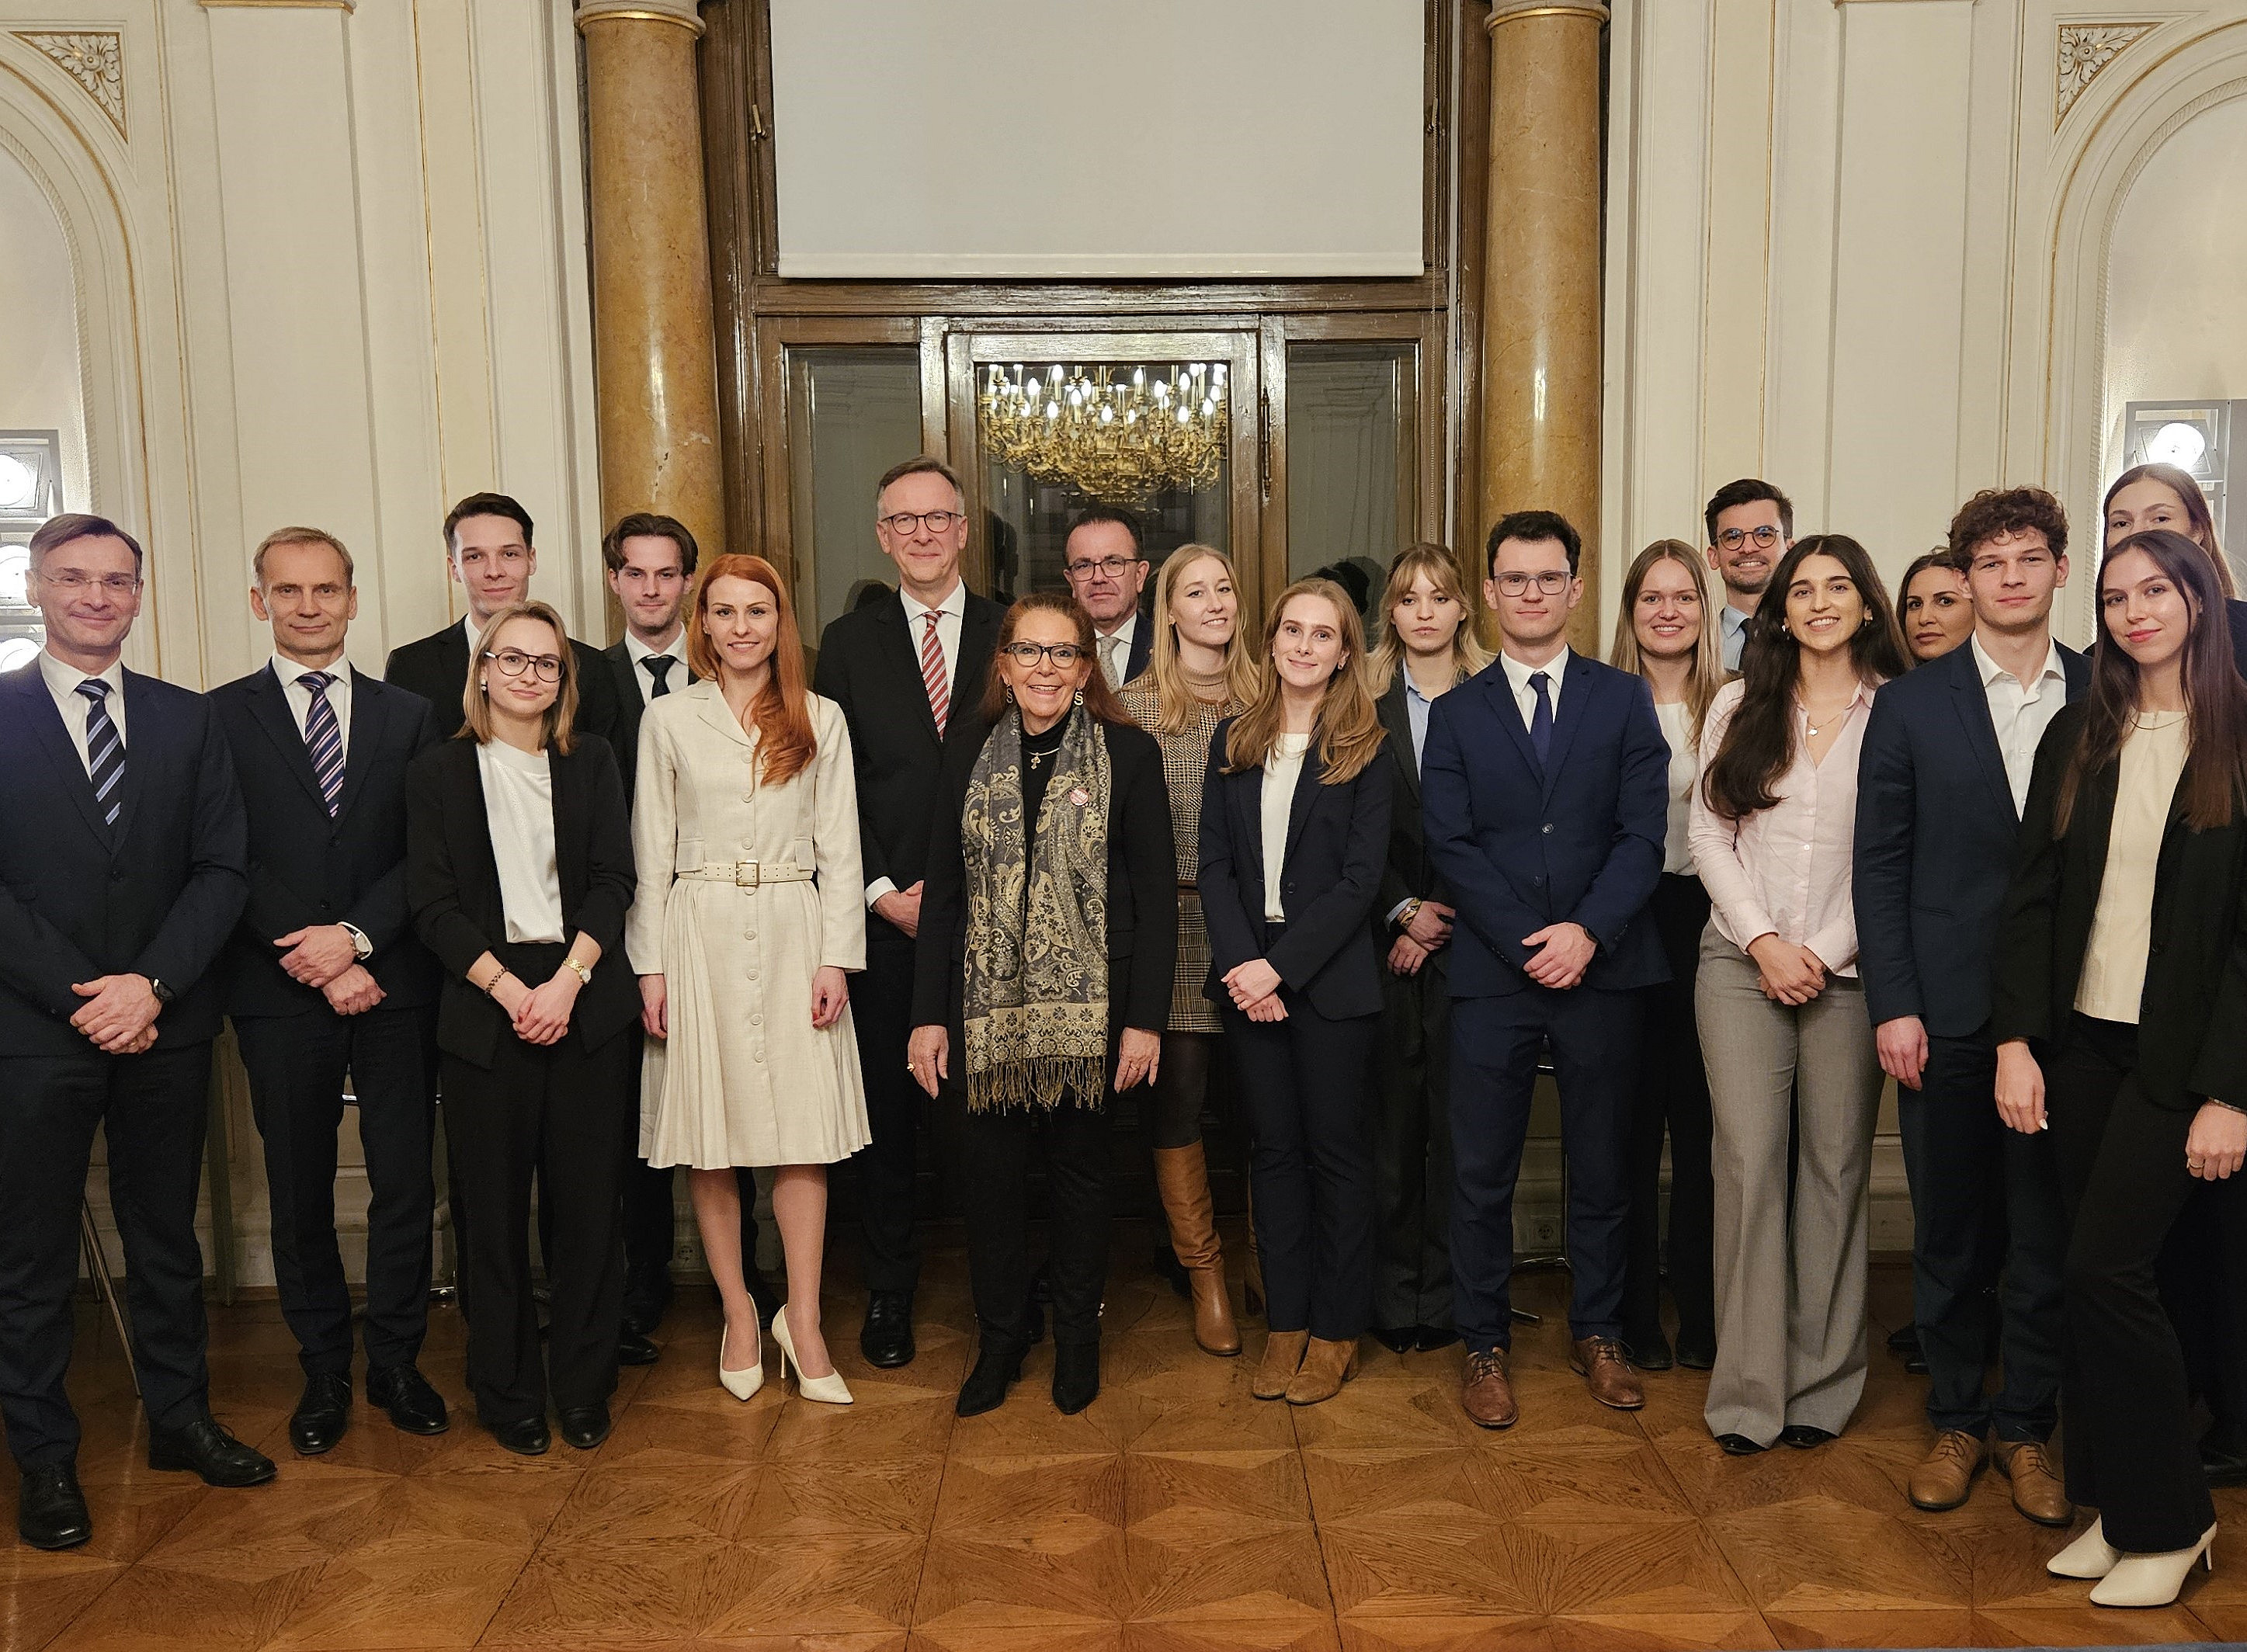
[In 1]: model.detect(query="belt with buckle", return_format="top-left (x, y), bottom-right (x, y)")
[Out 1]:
top-left (677, 861), bottom-right (817, 887)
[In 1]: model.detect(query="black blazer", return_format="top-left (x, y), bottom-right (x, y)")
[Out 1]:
top-left (405, 734), bottom-right (639, 1068)
top-left (383, 620), bottom-right (620, 747)
top-left (212, 665), bottom-right (444, 1018)
top-left (1199, 719), bottom-right (1394, 1022)
top-left (813, 591), bottom-right (1003, 918)
top-left (0, 662), bottom-right (248, 1054)
top-left (1853, 639), bottom-right (2090, 1037)
top-left (1109, 617), bottom-right (1154, 690)
top-left (1992, 701), bottom-right (2247, 1112)
top-left (1374, 678), bottom-right (1452, 952)
top-left (599, 641), bottom-right (703, 810)
top-left (912, 712), bottom-right (1176, 1039)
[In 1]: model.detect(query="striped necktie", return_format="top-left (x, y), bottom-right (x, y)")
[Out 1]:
top-left (919, 610), bottom-right (950, 736)
top-left (300, 672), bottom-right (344, 817)
top-left (77, 679), bottom-right (125, 829)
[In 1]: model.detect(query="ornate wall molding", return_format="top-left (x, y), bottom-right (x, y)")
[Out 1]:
top-left (2058, 22), bottom-right (2159, 127)
top-left (11, 30), bottom-right (124, 140)
top-left (576, 0), bottom-right (703, 34)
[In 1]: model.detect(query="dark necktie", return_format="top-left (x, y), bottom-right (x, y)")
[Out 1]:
top-left (644, 654), bottom-right (675, 699)
top-left (77, 679), bottom-right (125, 829)
top-left (300, 671), bottom-right (344, 817)
top-left (1529, 671), bottom-right (1554, 768)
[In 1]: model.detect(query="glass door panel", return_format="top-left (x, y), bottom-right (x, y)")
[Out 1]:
top-left (1283, 340), bottom-right (1419, 619)
top-left (781, 345), bottom-right (923, 637)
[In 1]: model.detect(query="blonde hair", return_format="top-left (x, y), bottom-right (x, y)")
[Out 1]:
top-left (1608, 539), bottom-right (1725, 744)
top-left (253, 526), bottom-right (354, 587)
top-left (1370, 543), bottom-right (1491, 694)
top-left (1137, 544), bottom-right (1263, 732)
top-left (1223, 579), bottom-right (1387, 785)
top-left (457, 601), bottom-right (578, 755)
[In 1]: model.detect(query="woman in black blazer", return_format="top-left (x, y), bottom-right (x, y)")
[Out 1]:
top-left (407, 601), bottom-right (639, 1457)
top-left (1993, 530), bottom-right (2247, 1606)
top-left (1200, 578), bottom-right (1392, 1407)
top-left (908, 592), bottom-right (1175, 1420)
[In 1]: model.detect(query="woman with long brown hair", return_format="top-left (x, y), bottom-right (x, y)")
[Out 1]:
top-left (1898, 549), bottom-right (1975, 663)
top-left (1200, 578), bottom-right (1392, 1405)
top-left (1993, 529), bottom-right (2247, 1605)
top-left (2106, 463), bottom-right (2235, 597)
top-left (628, 554), bottom-right (869, 1407)
top-left (1689, 535), bottom-right (1908, 1455)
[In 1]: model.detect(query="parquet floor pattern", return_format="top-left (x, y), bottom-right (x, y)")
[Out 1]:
top-left (5, 1235), bottom-right (2244, 1650)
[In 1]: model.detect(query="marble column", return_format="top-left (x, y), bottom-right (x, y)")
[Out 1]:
top-left (1480, 0), bottom-right (1606, 651)
top-left (577, 0), bottom-right (726, 576)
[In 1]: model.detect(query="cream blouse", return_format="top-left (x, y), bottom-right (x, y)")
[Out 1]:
top-left (2074, 710), bottom-right (2190, 1025)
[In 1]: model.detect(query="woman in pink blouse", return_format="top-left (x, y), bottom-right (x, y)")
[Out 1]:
top-left (1689, 534), bottom-right (1910, 1455)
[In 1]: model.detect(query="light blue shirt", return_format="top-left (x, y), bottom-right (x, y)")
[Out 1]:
top-left (1719, 604), bottom-right (1751, 672)
top-left (1404, 675), bottom-right (1433, 769)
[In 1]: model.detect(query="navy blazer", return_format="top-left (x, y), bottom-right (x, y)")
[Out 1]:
top-left (1421, 652), bottom-right (1670, 998)
top-left (1198, 720), bottom-right (1393, 1022)
top-left (210, 664), bottom-right (443, 1019)
top-left (0, 661), bottom-right (248, 1054)
top-left (1853, 638), bottom-right (2090, 1038)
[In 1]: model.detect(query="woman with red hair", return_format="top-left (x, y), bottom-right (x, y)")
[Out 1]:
top-left (628, 554), bottom-right (870, 1407)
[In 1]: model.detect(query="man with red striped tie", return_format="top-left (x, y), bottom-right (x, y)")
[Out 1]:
top-left (812, 457), bottom-right (1002, 1369)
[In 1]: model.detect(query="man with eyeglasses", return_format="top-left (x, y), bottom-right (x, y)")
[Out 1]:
top-left (0, 512), bottom-right (269, 1551)
top-left (1422, 508), bottom-right (1670, 1432)
top-left (1703, 479), bottom-right (1796, 672)
top-left (1060, 505), bottom-right (1152, 689)
top-left (812, 456), bottom-right (1003, 1369)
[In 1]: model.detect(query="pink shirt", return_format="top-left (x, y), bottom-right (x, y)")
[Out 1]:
top-left (1687, 676), bottom-right (1881, 977)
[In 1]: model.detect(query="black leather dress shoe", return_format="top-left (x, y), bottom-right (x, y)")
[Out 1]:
top-left (622, 1266), bottom-right (673, 1338)
top-left (1053, 1341), bottom-right (1100, 1415)
top-left (289, 1373), bottom-right (353, 1456)
top-left (1370, 1326), bottom-right (1416, 1355)
top-left (1717, 1433), bottom-right (1767, 1456)
top-left (1675, 1334), bottom-right (1717, 1371)
top-left (17, 1463), bottom-right (91, 1550)
top-left (366, 1365), bottom-right (449, 1435)
top-left (491, 1415), bottom-right (550, 1456)
top-left (557, 1405), bottom-right (610, 1450)
top-left (616, 1332), bottom-right (659, 1367)
top-left (956, 1340), bottom-right (1026, 1418)
top-left (861, 1290), bottom-right (916, 1369)
top-left (1620, 1330), bottom-right (1674, 1372)
top-left (1415, 1325), bottom-right (1461, 1352)
top-left (1779, 1425), bottom-right (1835, 1449)
top-left (2203, 1421), bottom-right (2247, 1486)
top-left (149, 1415), bottom-right (277, 1487)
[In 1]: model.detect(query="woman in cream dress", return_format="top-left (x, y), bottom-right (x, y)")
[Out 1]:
top-left (629, 552), bottom-right (870, 1405)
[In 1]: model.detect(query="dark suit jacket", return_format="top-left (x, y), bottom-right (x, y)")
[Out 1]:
top-left (1375, 677), bottom-right (1453, 948)
top-left (1199, 720), bottom-right (1394, 1022)
top-left (599, 640), bottom-right (701, 810)
top-left (0, 661), bottom-right (248, 1054)
top-left (912, 713), bottom-right (1176, 1039)
top-left (1108, 617), bottom-right (1153, 691)
top-left (405, 734), bottom-right (638, 1068)
top-left (382, 620), bottom-right (620, 746)
top-left (210, 664), bottom-right (443, 1018)
top-left (1853, 639), bottom-right (2090, 1037)
top-left (813, 591), bottom-right (1003, 923)
top-left (1992, 700), bottom-right (2247, 1112)
top-left (1421, 653), bottom-right (1670, 998)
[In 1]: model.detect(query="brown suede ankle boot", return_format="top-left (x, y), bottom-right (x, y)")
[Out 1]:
top-left (1252, 1330), bottom-right (1308, 1400)
top-left (1284, 1336), bottom-right (1360, 1405)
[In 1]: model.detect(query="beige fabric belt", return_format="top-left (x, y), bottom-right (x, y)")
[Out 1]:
top-left (675, 861), bottom-right (815, 887)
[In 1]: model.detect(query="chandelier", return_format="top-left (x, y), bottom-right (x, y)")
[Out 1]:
top-left (979, 363), bottom-right (1229, 506)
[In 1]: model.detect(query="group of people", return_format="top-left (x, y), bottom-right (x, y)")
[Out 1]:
top-left (0, 456), bottom-right (2240, 1614)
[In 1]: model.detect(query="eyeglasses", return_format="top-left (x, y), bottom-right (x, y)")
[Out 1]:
top-left (1716, 526), bottom-right (1783, 553)
top-left (999, 641), bottom-right (1089, 668)
top-left (1491, 571), bottom-right (1572, 596)
top-left (1064, 555), bottom-right (1140, 581)
top-left (36, 569), bottom-right (141, 595)
top-left (483, 647), bottom-right (564, 682)
top-left (878, 510), bottom-right (962, 537)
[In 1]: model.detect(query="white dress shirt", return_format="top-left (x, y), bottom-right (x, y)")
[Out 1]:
top-left (1097, 613), bottom-right (1140, 688)
top-left (867, 581), bottom-right (967, 910)
top-left (270, 654), bottom-right (354, 762)
top-left (623, 630), bottom-right (690, 706)
top-left (38, 647), bottom-right (127, 775)
top-left (476, 739), bottom-right (566, 944)
top-left (1688, 675), bottom-right (1879, 976)
top-left (1262, 731), bottom-right (1311, 922)
top-left (1499, 645), bottom-right (1570, 727)
top-left (1971, 633), bottom-right (2068, 817)
top-left (2075, 711), bottom-right (2190, 1024)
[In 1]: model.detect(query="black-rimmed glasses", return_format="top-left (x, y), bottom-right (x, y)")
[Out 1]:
top-left (999, 641), bottom-right (1089, 668)
top-left (483, 647), bottom-right (564, 682)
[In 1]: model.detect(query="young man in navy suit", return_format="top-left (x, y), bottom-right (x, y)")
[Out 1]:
top-left (0, 514), bottom-right (268, 1551)
top-left (212, 527), bottom-right (447, 1456)
top-left (1422, 509), bottom-right (1671, 1431)
top-left (1854, 488), bottom-right (2082, 1525)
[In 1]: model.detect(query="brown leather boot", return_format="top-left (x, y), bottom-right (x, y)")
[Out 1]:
top-left (1154, 1145), bottom-right (1240, 1356)
top-left (1252, 1330), bottom-right (1308, 1400)
top-left (1285, 1336), bottom-right (1360, 1405)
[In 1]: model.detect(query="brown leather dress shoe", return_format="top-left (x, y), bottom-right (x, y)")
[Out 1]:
top-left (1571, 1336), bottom-right (1644, 1411)
top-left (1993, 1438), bottom-right (2073, 1527)
top-left (1285, 1336), bottom-right (1360, 1405)
top-left (1462, 1348), bottom-right (1518, 1429)
top-left (1907, 1429), bottom-right (1987, 1511)
top-left (1252, 1330), bottom-right (1308, 1400)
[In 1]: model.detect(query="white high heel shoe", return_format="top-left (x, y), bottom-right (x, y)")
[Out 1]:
top-left (2089, 1522), bottom-right (2216, 1608)
top-left (773, 1304), bottom-right (853, 1405)
top-left (2048, 1515), bottom-right (2122, 1579)
top-left (717, 1324), bottom-right (765, 1401)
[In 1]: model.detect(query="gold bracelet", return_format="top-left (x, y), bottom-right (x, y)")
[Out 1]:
top-left (483, 969), bottom-right (512, 998)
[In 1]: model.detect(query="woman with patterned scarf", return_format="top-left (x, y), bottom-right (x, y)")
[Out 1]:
top-left (909, 592), bottom-right (1177, 1418)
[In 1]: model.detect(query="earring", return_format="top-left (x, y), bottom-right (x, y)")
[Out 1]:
top-left (1005, 685), bottom-right (1014, 702)
top-left (478, 678), bottom-right (489, 693)
top-left (1072, 689), bottom-right (1084, 706)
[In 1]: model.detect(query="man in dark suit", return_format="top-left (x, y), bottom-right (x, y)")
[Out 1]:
top-left (382, 491), bottom-right (619, 743)
top-left (1422, 509), bottom-right (1670, 1432)
top-left (0, 514), bottom-right (269, 1552)
top-left (1855, 487), bottom-right (2082, 1526)
top-left (1062, 505), bottom-right (1152, 689)
top-left (812, 456), bottom-right (1002, 1368)
top-left (212, 527), bottom-right (446, 1457)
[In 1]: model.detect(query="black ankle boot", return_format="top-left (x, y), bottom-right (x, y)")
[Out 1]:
top-left (956, 1340), bottom-right (1027, 1418)
top-left (1053, 1341), bottom-right (1100, 1415)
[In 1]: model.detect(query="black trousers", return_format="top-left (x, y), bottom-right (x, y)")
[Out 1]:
top-left (1224, 992), bottom-right (1379, 1342)
top-left (2046, 1015), bottom-right (2218, 1551)
top-left (1897, 1026), bottom-right (2066, 1442)
top-left (616, 1025), bottom-right (678, 1303)
top-left (441, 1024), bottom-right (634, 1425)
top-left (2158, 1179), bottom-right (2247, 1435)
top-left (1623, 874), bottom-right (1715, 1348)
top-left (1452, 985), bottom-right (1639, 1353)
top-left (0, 1043), bottom-right (214, 1466)
top-left (235, 1006), bottom-right (438, 1380)
top-left (847, 924), bottom-right (923, 1296)
top-left (1374, 953), bottom-right (1454, 1331)
top-left (964, 1093), bottom-right (1111, 1348)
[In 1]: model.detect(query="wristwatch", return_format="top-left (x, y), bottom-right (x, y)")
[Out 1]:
top-left (340, 922), bottom-right (373, 961)
top-left (149, 977), bottom-right (175, 1005)
top-left (1394, 897), bottom-right (1423, 934)
top-left (562, 957), bottom-right (593, 988)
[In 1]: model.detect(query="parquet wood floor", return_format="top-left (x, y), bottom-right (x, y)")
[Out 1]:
top-left (5, 1232), bottom-right (2240, 1650)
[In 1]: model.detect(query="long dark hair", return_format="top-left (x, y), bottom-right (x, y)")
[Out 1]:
top-left (2056, 529), bottom-right (2247, 835)
top-left (1702, 535), bottom-right (1908, 819)
top-left (2103, 463), bottom-right (2229, 595)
